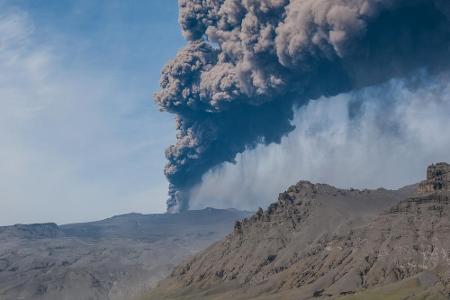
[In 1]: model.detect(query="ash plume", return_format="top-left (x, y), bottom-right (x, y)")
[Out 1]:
top-left (156, 0), bottom-right (450, 212)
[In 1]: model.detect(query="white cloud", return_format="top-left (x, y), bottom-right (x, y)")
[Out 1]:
top-left (190, 72), bottom-right (450, 211)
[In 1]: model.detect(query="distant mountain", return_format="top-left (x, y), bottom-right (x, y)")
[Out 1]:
top-left (144, 163), bottom-right (450, 300)
top-left (0, 208), bottom-right (251, 300)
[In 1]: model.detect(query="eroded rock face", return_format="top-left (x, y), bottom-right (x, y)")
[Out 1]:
top-left (418, 162), bottom-right (450, 194)
top-left (146, 164), bottom-right (450, 300)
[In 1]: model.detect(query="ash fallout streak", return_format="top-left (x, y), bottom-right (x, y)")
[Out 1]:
top-left (155, 0), bottom-right (450, 212)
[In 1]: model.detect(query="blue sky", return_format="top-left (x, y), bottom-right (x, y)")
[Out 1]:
top-left (3, 0), bottom-right (450, 226)
top-left (0, 0), bottom-right (184, 225)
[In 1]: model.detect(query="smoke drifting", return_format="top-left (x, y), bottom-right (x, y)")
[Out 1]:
top-left (190, 72), bottom-right (450, 211)
top-left (156, 0), bottom-right (450, 212)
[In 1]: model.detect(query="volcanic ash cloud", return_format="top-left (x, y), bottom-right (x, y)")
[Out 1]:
top-left (155, 0), bottom-right (450, 212)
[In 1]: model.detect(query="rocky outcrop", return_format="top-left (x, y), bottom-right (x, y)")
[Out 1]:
top-left (145, 164), bottom-right (450, 300)
top-left (418, 162), bottom-right (450, 194)
top-left (167, 182), bottom-right (408, 289)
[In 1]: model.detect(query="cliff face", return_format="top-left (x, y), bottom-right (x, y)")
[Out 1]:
top-left (418, 162), bottom-right (450, 194)
top-left (168, 182), bottom-right (408, 287)
top-left (145, 165), bottom-right (450, 300)
top-left (279, 192), bottom-right (450, 298)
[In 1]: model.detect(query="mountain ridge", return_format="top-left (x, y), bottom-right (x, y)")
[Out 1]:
top-left (0, 208), bottom-right (250, 300)
top-left (143, 163), bottom-right (450, 300)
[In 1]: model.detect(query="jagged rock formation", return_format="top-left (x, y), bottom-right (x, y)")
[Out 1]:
top-left (418, 162), bottom-right (450, 194)
top-left (144, 165), bottom-right (450, 300)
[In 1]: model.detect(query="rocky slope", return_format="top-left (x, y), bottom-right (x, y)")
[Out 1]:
top-left (0, 208), bottom-right (250, 300)
top-left (144, 163), bottom-right (450, 300)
